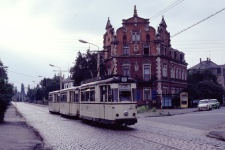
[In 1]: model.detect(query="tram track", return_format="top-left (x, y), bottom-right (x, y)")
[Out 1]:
top-left (120, 129), bottom-right (180, 150)
top-left (118, 121), bottom-right (225, 150)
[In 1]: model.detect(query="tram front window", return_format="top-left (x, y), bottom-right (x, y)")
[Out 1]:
top-left (119, 90), bottom-right (132, 101)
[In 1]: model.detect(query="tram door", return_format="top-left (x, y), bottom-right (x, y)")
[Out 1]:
top-left (99, 86), bottom-right (107, 119)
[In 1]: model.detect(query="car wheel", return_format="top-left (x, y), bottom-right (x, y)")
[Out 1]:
top-left (208, 106), bottom-right (211, 110)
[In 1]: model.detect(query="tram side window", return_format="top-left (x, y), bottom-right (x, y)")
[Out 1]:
top-left (112, 89), bottom-right (118, 102)
top-left (48, 96), bottom-right (53, 102)
top-left (70, 92), bottom-right (75, 102)
top-left (54, 94), bottom-right (59, 102)
top-left (100, 86), bottom-right (107, 102)
top-left (90, 90), bottom-right (95, 101)
top-left (108, 86), bottom-right (112, 102)
top-left (86, 91), bottom-right (89, 101)
top-left (75, 93), bottom-right (79, 102)
top-left (81, 91), bottom-right (85, 101)
top-left (61, 94), bottom-right (67, 102)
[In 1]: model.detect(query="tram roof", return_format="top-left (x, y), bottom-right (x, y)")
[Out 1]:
top-left (80, 75), bottom-right (136, 88)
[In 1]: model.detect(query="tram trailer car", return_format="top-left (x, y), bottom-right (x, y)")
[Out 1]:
top-left (48, 90), bottom-right (61, 113)
top-left (48, 87), bottom-right (80, 117)
top-left (48, 76), bottom-right (137, 126)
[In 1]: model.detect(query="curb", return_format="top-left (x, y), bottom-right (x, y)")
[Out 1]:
top-left (206, 131), bottom-right (225, 142)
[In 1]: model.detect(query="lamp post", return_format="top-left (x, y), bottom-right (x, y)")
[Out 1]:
top-left (49, 64), bottom-right (62, 90)
top-left (79, 39), bottom-right (100, 77)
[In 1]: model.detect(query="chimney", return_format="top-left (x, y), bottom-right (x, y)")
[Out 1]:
top-left (200, 58), bottom-right (202, 63)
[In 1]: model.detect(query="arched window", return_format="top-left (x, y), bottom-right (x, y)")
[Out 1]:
top-left (143, 44), bottom-right (150, 55)
top-left (162, 63), bottom-right (167, 77)
top-left (122, 60), bottom-right (131, 77)
top-left (142, 60), bottom-right (151, 81)
top-left (123, 45), bottom-right (130, 55)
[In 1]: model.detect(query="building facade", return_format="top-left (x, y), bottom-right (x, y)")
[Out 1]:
top-left (102, 6), bottom-right (187, 108)
top-left (62, 76), bottom-right (74, 89)
top-left (188, 58), bottom-right (225, 89)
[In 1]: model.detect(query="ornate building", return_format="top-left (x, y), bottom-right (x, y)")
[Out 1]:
top-left (102, 6), bottom-right (187, 108)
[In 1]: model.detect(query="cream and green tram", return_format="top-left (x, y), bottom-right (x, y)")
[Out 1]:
top-left (48, 90), bottom-right (61, 113)
top-left (79, 76), bottom-right (137, 126)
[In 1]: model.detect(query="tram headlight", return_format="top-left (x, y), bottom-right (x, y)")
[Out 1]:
top-left (124, 111), bottom-right (128, 116)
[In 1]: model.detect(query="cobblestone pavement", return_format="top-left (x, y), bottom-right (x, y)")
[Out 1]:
top-left (14, 102), bottom-right (225, 150)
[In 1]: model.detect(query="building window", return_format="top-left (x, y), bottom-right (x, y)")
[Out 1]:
top-left (143, 88), bottom-right (151, 101)
top-left (163, 87), bottom-right (168, 94)
top-left (176, 68), bottom-right (178, 79)
top-left (146, 34), bottom-right (150, 41)
top-left (132, 31), bottom-right (140, 42)
top-left (143, 44), bottom-right (150, 55)
top-left (171, 88), bottom-right (175, 94)
top-left (123, 66), bottom-right (130, 77)
top-left (181, 69), bottom-right (184, 80)
top-left (179, 69), bottom-right (181, 79)
top-left (171, 66), bottom-right (175, 78)
top-left (162, 64), bottom-right (167, 77)
top-left (174, 52), bottom-right (177, 59)
top-left (123, 45), bottom-right (130, 55)
top-left (143, 64), bottom-right (151, 81)
top-left (107, 67), bottom-right (111, 75)
top-left (163, 47), bottom-right (166, 55)
top-left (180, 54), bottom-right (183, 61)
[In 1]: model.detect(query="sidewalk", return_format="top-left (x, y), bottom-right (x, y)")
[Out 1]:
top-left (137, 107), bottom-right (225, 142)
top-left (137, 107), bottom-right (197, 118)
top-left (0, 104), bottom-right (43, 150)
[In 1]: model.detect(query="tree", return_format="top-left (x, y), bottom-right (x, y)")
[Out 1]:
top-left (27, 76), bottom-right (60, 102)
top-left (184, 69), bottom-right (225, 104)
top-left (70, 50), bottom-right (99, 86)
top-left (0, 60), bottom-right (14, 122)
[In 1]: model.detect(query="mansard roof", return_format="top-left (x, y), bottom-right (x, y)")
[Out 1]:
top-left (189, 59), bottom-right (219, 70)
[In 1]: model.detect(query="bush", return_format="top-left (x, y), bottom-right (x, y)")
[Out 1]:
top-left (151, 107), bottom-right (156, 112)
top-left (0, 99), bottom-right (8, 123)
top-left (137, 105), bottom-right (149, 113)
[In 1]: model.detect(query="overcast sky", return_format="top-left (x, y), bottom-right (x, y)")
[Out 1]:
top-left (0, 0), bottom-right (225, 91)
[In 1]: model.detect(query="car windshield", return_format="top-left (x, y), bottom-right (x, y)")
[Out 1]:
top-left (119, 90), bottom-right (132, 101)
top-left (199, 101), bottom-right (208, 104)
top-left (210, 100), bottom-right (216, 102)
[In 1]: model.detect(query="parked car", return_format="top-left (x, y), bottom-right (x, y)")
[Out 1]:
top-left (197, 99), bottom-right (211, 111)
top-left (209, 99), bottom-right (220, 109)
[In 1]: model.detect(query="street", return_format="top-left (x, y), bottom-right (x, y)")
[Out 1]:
top-left (14, 102), bottom-right (225, 150)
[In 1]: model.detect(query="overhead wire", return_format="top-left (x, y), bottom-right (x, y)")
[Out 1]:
top-left (171, 7), bottom-right (225, 37)
top-left (8, 69), bottom-right (40, 78)
top-left (150, 0), bottom-right (184, 21)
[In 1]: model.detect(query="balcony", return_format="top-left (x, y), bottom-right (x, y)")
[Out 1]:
top-left (134, 74), bottom-right (157, 83)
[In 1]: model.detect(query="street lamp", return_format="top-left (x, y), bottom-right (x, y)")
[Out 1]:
top-left (79, 39), bottom-right (100, 77)
top-left (49, 64), bottom-right (62, 90)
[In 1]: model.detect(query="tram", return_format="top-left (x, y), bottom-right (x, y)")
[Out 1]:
top-left (48, 76), bottom-right (137, 126)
